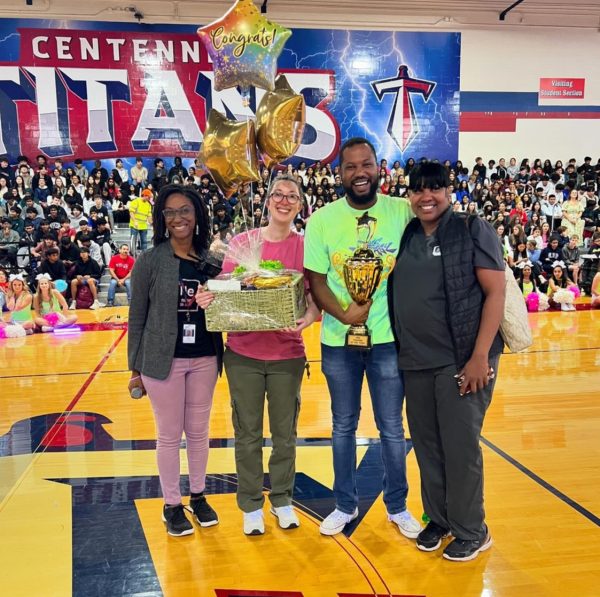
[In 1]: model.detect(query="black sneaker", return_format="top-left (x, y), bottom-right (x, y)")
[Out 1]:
top-left (162, 504), bottom-right (194, 537)
top-left (443, 532), bottom-right (493, 562)
top-left (416, 521), bottom-right (451, 552)
top-left (187, 494), bottom-right (219, 527)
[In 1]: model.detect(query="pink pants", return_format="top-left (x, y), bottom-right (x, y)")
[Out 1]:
top-left (142, 356), bottom-right (218, 505)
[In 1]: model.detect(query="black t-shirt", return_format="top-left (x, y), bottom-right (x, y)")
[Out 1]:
top-left (60, 243), bottom-right (80, 263)
top-left (38, 258), bottom-right (67, 281)
top-left (174, 258), bottom-right (216, 359)
top-left (90, 206), bottom-right (109, 219)
top-left (394, 231), bottom-right (456, 370)
top-left (93, 229), bottom-right (112, 245)
top-left (394, 212), bottom-right (505, 370)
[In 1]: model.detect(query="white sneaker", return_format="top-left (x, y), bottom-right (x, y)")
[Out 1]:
top-left (569, 303), bottom-right (577, 311)
top-left (69, 300), bottom-right (76, 310)
top-left (319, 508), bottom-right (358, 536)
top-left (388, 510), bottom-right (422, 539)
top-left (243, 509), bottom-right (265, 535)
top-left (560, 303), bottom-right (570, 312)
top-left (90, 299), bottom-right (103, 310)
top-left (41, 326), bottom-right (54, 333)
top-left (270, 505), bottom-right (299, 529)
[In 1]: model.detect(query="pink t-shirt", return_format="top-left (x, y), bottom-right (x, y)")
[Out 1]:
top-left (221, 229), bottom-right (306, 360)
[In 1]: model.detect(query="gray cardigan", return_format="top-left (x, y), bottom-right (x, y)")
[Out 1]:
top-left (127, 241), bottom-right (223, 380)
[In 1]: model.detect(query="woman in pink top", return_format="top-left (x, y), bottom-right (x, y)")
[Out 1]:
top-left (202, 174), bottom-right (320, 536)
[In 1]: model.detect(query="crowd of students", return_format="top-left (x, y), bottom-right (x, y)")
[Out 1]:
top-left (1, 152), bottom-right (599, 333)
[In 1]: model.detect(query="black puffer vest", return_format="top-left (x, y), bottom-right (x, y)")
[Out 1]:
top-left (388, 211), bottom-right (485, 370)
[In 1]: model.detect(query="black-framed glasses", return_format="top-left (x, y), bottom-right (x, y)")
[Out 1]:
top-left (270, 190), bottom-right (300, 204)
top-left (162, 206), bottom-right (194, 220)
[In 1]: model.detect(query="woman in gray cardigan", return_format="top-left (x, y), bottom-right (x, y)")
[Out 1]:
top-left (128, 184), bottom-right (224, 537)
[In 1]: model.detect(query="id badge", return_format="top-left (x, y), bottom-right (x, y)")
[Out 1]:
top-left (182, 323), bottom-right (196, 344)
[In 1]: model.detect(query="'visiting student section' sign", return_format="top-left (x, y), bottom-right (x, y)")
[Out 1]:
top-left (539, 78), bottom-right (585, 100)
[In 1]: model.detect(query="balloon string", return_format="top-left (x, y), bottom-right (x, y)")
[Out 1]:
top-left (260, 167), bottom-right (274, 225)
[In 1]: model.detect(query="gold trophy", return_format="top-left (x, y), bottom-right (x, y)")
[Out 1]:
top-left (343, 212), bottom-right (383, 350)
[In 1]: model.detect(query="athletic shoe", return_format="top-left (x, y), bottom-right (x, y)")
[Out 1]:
top-left (388, 509), bottom-right (422, 539)
top-left (416, 521), bottom-right (451, 552)
top-left (443, 531), bottom-right (493, 562)
top-left (107, 301), bottom-right (114, 307)
top-left (69, 300), bottom-right (76, 310)
top-left (187, 494), bottom-right (219, 527)
top-left (243, 509), bottom-right (265, 535)
top-left (319, 508), bottom-right (358, 536)
top-left (270, 505), bottom-right (299, 529)
top-left (162, 504), bottom-right (194, 537)
top-left (41, 326), bottom-right (53, 333)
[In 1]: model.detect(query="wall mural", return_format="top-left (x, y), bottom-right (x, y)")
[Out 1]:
top-left (0, 18), bottom-right (460, 167)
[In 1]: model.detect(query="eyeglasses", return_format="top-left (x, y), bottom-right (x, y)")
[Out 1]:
top-left (270, 190), bottom-right (300, 204)
top-left (162, 206), bottom-right (194, 220)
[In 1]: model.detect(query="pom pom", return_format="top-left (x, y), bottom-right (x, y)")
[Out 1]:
top-left (567, 285), bottom-right (581, 299)
top-left (4, 324), bottom-right (26, 338)
top-left (538, 293), bottom-right (550, 311)
top-left (45, 312), bottom-right (60, 327)
top-left (554, 288), bottom-right (574, 305)
top-left (0, 327), bottom-right (5, 339)
top-left (525, 292), bottom-right (539, 312)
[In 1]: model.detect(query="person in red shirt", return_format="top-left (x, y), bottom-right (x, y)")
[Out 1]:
top-left (57, 219), bottom-right (76, 243)
top-left (107, 243), bottom-right (135, 306)
top-left (509, 201), bottom-right (528, 227)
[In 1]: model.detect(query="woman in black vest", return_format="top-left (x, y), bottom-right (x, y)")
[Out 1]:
top-left (388, 161), bottom-right (505, 562)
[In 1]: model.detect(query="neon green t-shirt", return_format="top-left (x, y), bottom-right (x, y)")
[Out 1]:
top-left (304, 194), bottom-right (413, 347)
top-left (129, 198), bottom-right (152, 231)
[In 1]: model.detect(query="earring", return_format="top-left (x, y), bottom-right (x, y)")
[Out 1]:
top-left (165, 229), bottom-right (170, 238)
top-left (195, 224), bottom-right (199, 235)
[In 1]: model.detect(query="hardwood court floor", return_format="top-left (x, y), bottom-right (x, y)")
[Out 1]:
top-left (0, 306), bottom-right (599, 597)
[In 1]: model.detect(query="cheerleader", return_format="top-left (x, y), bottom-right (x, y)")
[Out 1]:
top-left (517, 261), bottom-right (549, 312)
top-left (32, 273), bottom-right (77, 332)
top-left (5, 274), bottom-right (35, 333)
top-left (547, 261), bottom-right (579, 311)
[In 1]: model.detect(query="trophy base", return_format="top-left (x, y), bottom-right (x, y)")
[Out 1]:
top-left (345, 325), bottom-right (372, 350)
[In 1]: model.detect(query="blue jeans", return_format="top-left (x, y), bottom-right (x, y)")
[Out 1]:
top-left (107, 278), bottom-right (131, 303)
top-left (130, 228), bottom-right (147, 252)
top-left (321, 342), bottom-right (409, 515)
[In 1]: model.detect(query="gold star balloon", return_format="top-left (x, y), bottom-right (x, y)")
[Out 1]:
top-left (199, 109), bottom-right (260, 198)
top-left (197, 0), bottom-right (292, 93)
top-left (256, 75), bottom-right (306, 168)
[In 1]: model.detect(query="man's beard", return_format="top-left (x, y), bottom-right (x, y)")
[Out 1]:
top-left (343, 177), bottom-right (379, 206)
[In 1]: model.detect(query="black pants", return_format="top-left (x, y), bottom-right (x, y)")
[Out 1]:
top-left (404, 355), bottom-right (500, 541)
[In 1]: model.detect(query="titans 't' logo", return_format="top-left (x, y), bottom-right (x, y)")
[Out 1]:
top-left (371, 65), bottom-right (436, 152)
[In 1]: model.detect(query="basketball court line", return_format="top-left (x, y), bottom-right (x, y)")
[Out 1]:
top-left (480, 436), bottom-right (600, 527)
top-left (213, 473), bottom-right (390, 595)
top-left (2, 342), bottom-right (597, 380)
top-left (0, 369), bottom-right (129, 380)
top-left (501, 346), bottom-right (600, 355)
top-left (1, 331), bottom-right (597, 530)
top-left (0, 329), bottom-right (127, 512)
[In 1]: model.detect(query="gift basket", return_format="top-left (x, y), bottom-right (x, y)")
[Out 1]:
top-left (204, 234), bottom-right (306, 332)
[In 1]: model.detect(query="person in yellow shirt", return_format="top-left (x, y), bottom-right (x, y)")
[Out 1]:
top-left (129, 188), bottom-right (153, 254)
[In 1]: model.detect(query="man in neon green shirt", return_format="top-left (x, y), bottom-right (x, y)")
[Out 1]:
top-left (128, 189), bottom-right (153, 253)
top-left (304, 137), bottom-right (419, 538)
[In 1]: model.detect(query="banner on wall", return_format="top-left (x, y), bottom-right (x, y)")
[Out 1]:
top-left (0, 19), bottom-right (460, 166)
top-left (539, 78), bottom-right (585, 100)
